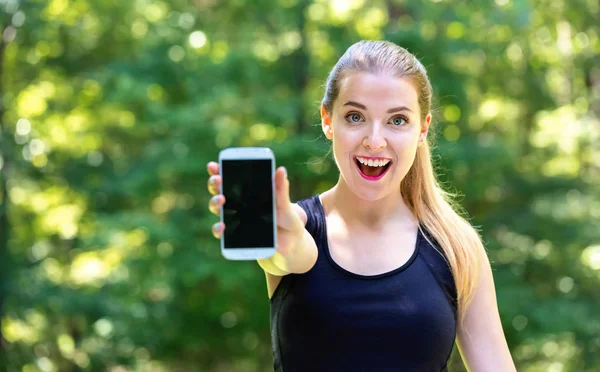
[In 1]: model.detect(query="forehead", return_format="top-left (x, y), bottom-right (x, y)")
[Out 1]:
top-left (335, 72), bottom-right (420, 113)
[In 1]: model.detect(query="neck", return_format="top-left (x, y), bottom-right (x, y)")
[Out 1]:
top-left (323, 176), bottom-right (417, 228)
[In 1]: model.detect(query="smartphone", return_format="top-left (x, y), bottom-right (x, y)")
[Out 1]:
top-left (219, 147), bottom-right (277, 260)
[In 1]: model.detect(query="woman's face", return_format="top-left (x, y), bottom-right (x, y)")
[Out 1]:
top-left (322, 71), bottom-right (431, 201)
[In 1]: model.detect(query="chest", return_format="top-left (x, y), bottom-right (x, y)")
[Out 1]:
top-left (278, 258), bottom-right (457, 357)
top-left (326, 218), bottom-right (420, 276)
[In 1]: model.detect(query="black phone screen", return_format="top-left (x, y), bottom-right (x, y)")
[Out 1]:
top-left (221, 159), bottom-right (274, 249)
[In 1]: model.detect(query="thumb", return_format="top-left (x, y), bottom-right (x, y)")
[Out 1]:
top-left (274, 166), bottom-right (299, 231)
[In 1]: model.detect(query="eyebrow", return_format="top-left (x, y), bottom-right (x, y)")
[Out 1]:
top-left (343, 101), bottom-right (413, 113)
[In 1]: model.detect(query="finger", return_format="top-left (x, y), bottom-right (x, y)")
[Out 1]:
top-left (275, 167), bottom-right (291, 209)
top-left (212, 222), bottom-right (225, 239)
top-left (274, 167), bottom-right (299, 231)
top-left (208, 195), bottom-right (225, 216)
top-left (207, 161), bottom-right (219, 176)
top-left (207, 175), bottom-right (222, 196)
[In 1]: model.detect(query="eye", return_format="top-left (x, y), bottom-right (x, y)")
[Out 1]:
top-left (345, 113), bottom-right (363, 123)
top-left (390, 116), bottom-right (408, 126)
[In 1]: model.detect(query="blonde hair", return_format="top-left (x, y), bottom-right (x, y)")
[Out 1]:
top-left (322, 40), bottom-right (485, 325)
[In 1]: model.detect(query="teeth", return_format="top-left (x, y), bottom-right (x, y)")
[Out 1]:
top-left (356, 157), bottom-right (390, 167)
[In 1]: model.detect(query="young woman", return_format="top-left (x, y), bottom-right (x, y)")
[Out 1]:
top-left (206, 40), bottom-right (516, 371)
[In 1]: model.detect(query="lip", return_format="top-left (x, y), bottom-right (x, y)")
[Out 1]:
top-left (354, 156), bottom-right (392, 181)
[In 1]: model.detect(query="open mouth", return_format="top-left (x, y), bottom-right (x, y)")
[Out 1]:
top-left (354, 156), bottom-right (392, 181)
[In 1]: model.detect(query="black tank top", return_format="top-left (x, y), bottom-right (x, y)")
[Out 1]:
top-left (270, 195), bottom-right (458, 371)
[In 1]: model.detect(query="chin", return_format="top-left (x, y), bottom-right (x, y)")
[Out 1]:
top-left (356, 191), bottom-right (387, 202)
top-left (346, 179), bottom-right (394, 201)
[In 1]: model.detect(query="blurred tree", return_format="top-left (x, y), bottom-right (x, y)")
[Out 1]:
top-left (0, 0), bottom-right (598, 371)
top-left (0, 6), bottom-right (16, 372)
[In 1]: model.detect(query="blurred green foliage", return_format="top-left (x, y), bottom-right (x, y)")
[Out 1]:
top-left (0, 0), bottom-right (599, 371)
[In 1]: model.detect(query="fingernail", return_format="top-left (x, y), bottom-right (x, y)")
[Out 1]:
top-left (209, 176), bottom-right (216, 185)
top-left (212, 195), bottom-right (220, 204)
top-left (214, 223), bottom-right (222, 232)
top-left (282, 167), bottom-right (287, 178)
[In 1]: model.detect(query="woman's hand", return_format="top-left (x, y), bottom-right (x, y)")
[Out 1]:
top-left (206, 161), bottom-right (306, 257)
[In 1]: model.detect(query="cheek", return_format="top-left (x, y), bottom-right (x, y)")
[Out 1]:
top-left (331, 133), bottom-right (358, 170)
top-left (394, 137), bottom-right (420, 170)
top-left (396, 129), bottom-right (420, 150)
top-left (332, 128), bottom-right (357, 152)
top-left (402, 135), bottom-right (419, 151)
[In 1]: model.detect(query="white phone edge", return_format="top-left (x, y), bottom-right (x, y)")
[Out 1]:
top-left (218, 147), bottom-right (277, 261)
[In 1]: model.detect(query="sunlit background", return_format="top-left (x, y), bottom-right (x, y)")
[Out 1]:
top-left (0, 0), bottom-right (599, 371)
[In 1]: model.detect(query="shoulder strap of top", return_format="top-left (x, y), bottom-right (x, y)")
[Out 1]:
top-left (296, 195), bottom-right (326, 244)
top-left (418, 225), bottom-right (458, 314)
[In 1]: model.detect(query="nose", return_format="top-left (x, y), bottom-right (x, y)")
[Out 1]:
top-left (362, 122), bottom-right (387, 151)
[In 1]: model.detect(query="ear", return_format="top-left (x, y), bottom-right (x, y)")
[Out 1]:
top-left (419, 113), bottom-right (432, 144)
top-left (321, 104), bottom-right (333, 140)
